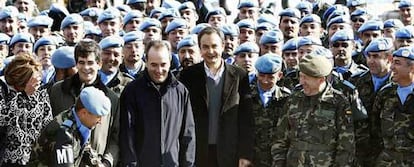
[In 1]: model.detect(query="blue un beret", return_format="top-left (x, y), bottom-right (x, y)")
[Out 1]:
top-left (9, 33), bottom-right (34, 46)
top-left (238, 0), bottom-right (259, 9)
top-left (279, 8), bottom-right (301, 19)
top-left (257, 14), bottom-right (278, 27)
top-left (395, 26), bottom-right (414, 39)
top-left (351, 8), bottom-right (368, 18)
top-left (49, 3), bottom-right (69, 16)
top-left (34, 36), bottom-right (58, 53)
top-left (79, 87), bottom-right (111, 116)
top-left (123, 10), bottom-right (144, 26)
top-left (234, 42), bottom-right (259, 55)
top-left (347, 0), bottom-right (366, 7)
top-left (177, 34), bottom-right (197, 50)
top-left (260, 29), bottom-right (284, 45)
top-left (311, 46), bottom-right (334, 60)
top-left (191, 23), bottom-right (211, 34)
top-left (28, 15), bottom-right (53, 28)
top-left (149, 7), bottom-right (166, 18)
top-left (140, 18), bottom-right (162, 31)
top-left (51, 46), bottom-right (75, 69)
top-left (323, 4), bottom-right (345, 21)
top-left (99, 36), bottom-right (124, 50)
top-left (158, 8), bottom-right (180, 21)
top-left (0, 6), bottom-right (18, 20)
top-left (123, 30), bottom-right (144, 43)
top-left (330, 29), bottom-right (354, 42)
top-left (220, 24), bottom-right (239, 36)
top-left (384, 19), bottom-right (404, 29)
top-left (162, 0), bottom-right (181, 9)
top-left (165, 18), bottom-right (188, 34)
top-left (61, 14), bottom-right (83, 30)
top-left (256, 22), bottom-right (274, 31)
top-left (205, 7), bottom-right (226, 22)
top-left (127, 0), bottom-right (146, 4)
top-left (399, 0), bottom-right (414, 8)
top-left (298, 36), bottom-right (322, 48)
top-left (296, 1), bottom-right (313, 13)
top-left (84, 21), bottom-right (102, 36)
top-left (80, 7), bottom-right (103, 17)
top-left (116, 5), bottom-right (132, 13)
top-left (282, 38), bottom-right (299, 51)
top-left (98, 7), bottom-right (121, 24)
top-left (255, 53), bottom-right (283, 74)
top-left (327, 16), bottom-right (351, 28)
top-left (300, 14), bottom-right (321, 26)
top-left (393, 46), bottom-right (414, 60)
top-left (0, 33), bottom-right (10, 45)
top-left (358, 20), bottom-right (383, 33)
top-left (179, 1), bottom-right (196, 11)
top-left (364, 38), bottom-right (393, 56)
top-left (237, 19), bottom-right (256, 30)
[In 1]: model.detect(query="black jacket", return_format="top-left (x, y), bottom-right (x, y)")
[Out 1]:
top-left (179, 62), bottom-right (254, 167)
top-left (119, 70), bottom-right (195, 167)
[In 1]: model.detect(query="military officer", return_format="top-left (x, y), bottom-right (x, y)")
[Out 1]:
top-left (272, 53), bottom-right (355, 167)
top-left (374, 46), bottom-right (414, 166)
top-left (350, 38), bottom-right (394, 167)
top-left (251, 54), bottom-right (290, 167)
top-left (30, 87), bottom-right (111, 166)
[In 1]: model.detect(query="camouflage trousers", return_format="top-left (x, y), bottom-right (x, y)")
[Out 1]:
top-left (376, 150), bottom-right (414, 167)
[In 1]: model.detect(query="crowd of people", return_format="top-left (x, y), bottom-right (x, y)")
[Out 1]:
top-left (0, 0), bottom-right (414, 166)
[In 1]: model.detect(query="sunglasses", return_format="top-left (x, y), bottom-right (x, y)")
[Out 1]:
top-left (332, 42), bottom-right (350, 48)
top-left (351, 17), bottom-right (365, 23)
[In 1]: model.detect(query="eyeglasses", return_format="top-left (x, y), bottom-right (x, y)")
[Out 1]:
top-left (332, 42), bottom-right (350, 48)
top-left (351, 17), bottom-right (365, 23)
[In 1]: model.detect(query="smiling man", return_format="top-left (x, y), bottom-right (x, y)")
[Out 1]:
top-left (48, 39), bottom-right (120, 166)
top-left (120, 40), bottom-right (195, 167)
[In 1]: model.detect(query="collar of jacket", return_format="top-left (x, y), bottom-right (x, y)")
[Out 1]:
top-left (61, 73), bottom-right (108, 97)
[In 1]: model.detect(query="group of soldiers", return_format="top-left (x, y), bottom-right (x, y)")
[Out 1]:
top-left (0, 0), bottom-right (414, 166)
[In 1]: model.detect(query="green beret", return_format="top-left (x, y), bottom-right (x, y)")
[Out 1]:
top-left (299, 54), bottom-right (332, 77)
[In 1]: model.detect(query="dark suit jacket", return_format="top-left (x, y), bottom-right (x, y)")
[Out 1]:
top-left (179, 61), bottom-right (254, 167)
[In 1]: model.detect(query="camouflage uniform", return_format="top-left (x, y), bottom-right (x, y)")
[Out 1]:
top-left (278, 69), bottom-right (299, 91)
top-left (250, 84), bottom-right (290, 167)
top-left (373, 83), bottom-right (414, 166)
top-left (29, 109), bottom-right (102, 167)
top-left (335, 61), bottom-right (368, 81)
top-left (350, 71), bottom-right (392, 167)
top-left (272, 83), bottom-right (355, 167)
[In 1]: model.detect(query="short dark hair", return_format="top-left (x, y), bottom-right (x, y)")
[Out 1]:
top-left (74, 39), bottom-right (101, 63)
top-left (144, 40), bottom-right (172, 61)
top-left (197, 26), bottom-right (224, 45)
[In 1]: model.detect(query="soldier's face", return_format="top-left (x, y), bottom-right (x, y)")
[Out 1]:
top-left (224, 35), bottom-right (239, 55)
top-left (257, 72), bottom-right (281, 91)
top-left (29, 26), bottom-right (50, 41)
top-left (143, 27), bottom-right (162, 41)
top-left (63, 24), bottom-right (85, 44)
top-left (238, 7), bottom-right (259, 20)
top-left (330, 41), bottom-right (354, 66)
top-left (395, 38), bottom-right (414, 49)
top-left (235, 52), bottom-right (259, 73)
top-left (299, 22), bottom-right (322, 38)
top-left (168, 28), bottom-right (188, 51)
top-left (36, 45), bottom-right (56, 69)
top-left (361, 30), bottom-right (382, 46)
top-left (260, 42), bottom-right (283, 56)
top-left (208, 15), bottom-right (226, 28)
top-left (181, 9), bottom-right (198, 28)
top-left (123, 40), bottom-right (144, 65)
top-left (383, 28), bottom-right (397, 41)
top-left (101, 47), bottom-right (123, 75)
top-left (400, 7), bottom-right (414, 25)
top-left (79, 109), bottom-right (102, 129)
top-left (391, 57), bottom-right (414, 85)
top-left (0, 17), bottom-right (17, 36)
top-left (124, 18), bottom-right (142, 33)
top-left (178, 46), bottom-right (201, 68)
top-left (366, 51), bottom-right (392, 77)
top-left (99, 19), bottom-right (121, 38)
top-left (239, 28), bottom-right (255, 44)
top-left (279, 16), bottom-right (299, 39)
top-left (299, 72), bottom-right (324, 96)
top-left (298, 45), bottom-right (315, 60)
top-left (12, 42), bottom-right (32, 55)
top-left (283, 50), bottom-right (299, 70)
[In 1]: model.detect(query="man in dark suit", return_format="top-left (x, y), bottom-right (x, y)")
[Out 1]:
top-left (179, 27), bottom-right (254, 167)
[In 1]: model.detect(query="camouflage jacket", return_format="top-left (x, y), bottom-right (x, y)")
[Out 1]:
top-left (272, 83), bottom-right (355, 167)
top-left (334, 61), bottom-right (368, 81)
top-left (250, 84), bottom-right (290, 167)
top-left (278, 69), bottom-right (299, 91)
top-left (29, 109), bottom-right (102, 167)
top-left (373, 83), bottom-right (414, 163)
